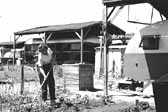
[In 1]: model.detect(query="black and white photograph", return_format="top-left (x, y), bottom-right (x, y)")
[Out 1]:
top-left (0, 0), bottom-right (166, 111)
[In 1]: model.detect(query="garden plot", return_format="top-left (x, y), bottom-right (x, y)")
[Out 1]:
top-left (0, 65), bottom-right (156, 112)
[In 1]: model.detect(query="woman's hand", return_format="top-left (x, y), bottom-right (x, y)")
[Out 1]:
top-left (43, 74), bottom-right (47, 79)
top-left (39, 67), bottom-right (47, 79)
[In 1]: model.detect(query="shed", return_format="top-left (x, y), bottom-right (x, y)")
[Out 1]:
top-left (14, 21), bottom-right (125, 90)
top-left (14, 21), bottom-right (125, 64)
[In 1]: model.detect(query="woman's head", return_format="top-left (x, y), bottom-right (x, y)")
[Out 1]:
top-left (38, 44), bottom-right (48, 54)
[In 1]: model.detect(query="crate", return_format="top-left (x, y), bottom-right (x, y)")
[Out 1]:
top-left (62, 64), bottom-right (94, 90)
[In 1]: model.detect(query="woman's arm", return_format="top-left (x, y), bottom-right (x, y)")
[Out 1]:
top-left (37, 53), bottom-right (47, 78)
top-left (48, 48), bottom-right (53, 56)
top-left (39, 67), bottom-right (47, 79)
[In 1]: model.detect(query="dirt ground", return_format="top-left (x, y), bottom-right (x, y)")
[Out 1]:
top-left (0, 65), bottom-right (156, 112)
top-left (0, 87), bottom-right (156, 112)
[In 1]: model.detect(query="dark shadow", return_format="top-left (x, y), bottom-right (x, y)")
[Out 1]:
top-left (80, 87), bottom-right (103, 92)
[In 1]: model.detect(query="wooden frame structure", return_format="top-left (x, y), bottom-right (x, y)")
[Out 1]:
top-left (102, 0), bottom-right (168, 96)
top-left (102, 0), bottom-right (146, 96)
top-left (14, 21), bottom-right (125, 94)
top-left (14, 21), bottom-right (125, 64)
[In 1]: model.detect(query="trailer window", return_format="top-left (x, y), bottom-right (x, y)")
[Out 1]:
top-left (139, 35), bottom-right (160, 50)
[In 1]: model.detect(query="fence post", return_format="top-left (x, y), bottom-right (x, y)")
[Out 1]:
top-left (20, 63), bottom-right (24, 95)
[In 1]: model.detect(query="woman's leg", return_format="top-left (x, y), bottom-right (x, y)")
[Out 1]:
top-left (41, 82), bottom-right (47, 101)
top-left (38, 72), bottom-right (47, 101)
top-left (48, 69), bottom-right (56, 100)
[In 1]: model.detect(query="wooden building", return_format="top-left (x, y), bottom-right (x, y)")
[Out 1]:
top-left (14, 21), bottom-right (125, 90)
top-left (94, 33), bottom-right (133, 79)
top-left (15, 21), bottom-right (125, 65)
top-left (0, 41), bottom-right (25, 64)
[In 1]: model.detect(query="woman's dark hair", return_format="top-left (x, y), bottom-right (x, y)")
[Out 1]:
top-left (38, 44), bottom-right (48, 53)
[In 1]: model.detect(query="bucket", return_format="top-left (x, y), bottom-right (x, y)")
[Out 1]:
top-left (153, 82), bottom-right (168, 112)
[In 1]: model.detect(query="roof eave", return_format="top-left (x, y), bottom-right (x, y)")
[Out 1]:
top-left (103, 0), bottom-right (147, 7)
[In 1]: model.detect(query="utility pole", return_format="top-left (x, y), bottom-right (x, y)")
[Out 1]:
top-left (103, 5), bottom-right (108, 96)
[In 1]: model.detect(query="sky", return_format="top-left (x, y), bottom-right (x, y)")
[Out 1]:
top-left (0, 0), bottom-right (163, 42)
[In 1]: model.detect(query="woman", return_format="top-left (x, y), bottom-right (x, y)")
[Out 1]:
top-left (37, 44), bottom-right (56, 103)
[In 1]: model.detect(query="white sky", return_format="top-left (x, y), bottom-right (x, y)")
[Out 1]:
top-left (0, 0), bottom-right (163, 42)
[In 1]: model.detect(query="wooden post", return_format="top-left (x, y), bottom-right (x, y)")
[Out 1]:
top-left (80, 29), bottom-right (83, 64)
top-left (103, 5), bottom-right (108, 96)
top-left (99, 36), bottom-right (103, 78)
top-left (20, 45), bottom-right (25, 95)
top-left (20, 62), bottom-right (24, 95)
top-left (75, 29), bottom-right (84, 64)
top-left (40, 33), bottom-right (47, 44)
top-left (13, 36), bottom-right (16, 65)
top-left (44, 32), bottom-right (46, 44)
top-left (63, 70), bottom-right (66, 91)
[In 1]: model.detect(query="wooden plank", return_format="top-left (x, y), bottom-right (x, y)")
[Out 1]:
top-left (80, 29), bottom-right (83, 63)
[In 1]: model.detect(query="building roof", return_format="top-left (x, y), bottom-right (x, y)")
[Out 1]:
top-left (140, 20), bottom-right (168, 36)
top-left (0, 41), bottom-right (24, 46)
top-left (103, 0), bottom-right (168, 19)
top-left (14, 21), bottom-right (125, 35)
top-left (0, 41), bottom-right (25, 48)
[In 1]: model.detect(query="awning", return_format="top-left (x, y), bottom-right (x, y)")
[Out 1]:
top-left (103, 0), bottom-right (146, 6)
top-left (103, 0), bottom-right (168, 19)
